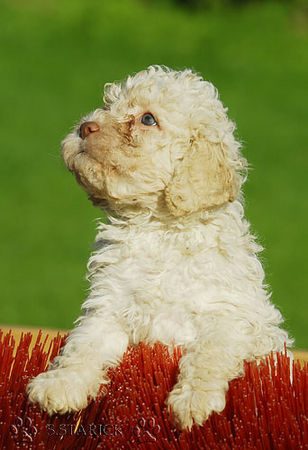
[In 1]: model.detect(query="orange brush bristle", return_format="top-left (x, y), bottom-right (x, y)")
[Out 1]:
top-left (0, 330), bottom-right (307, 449)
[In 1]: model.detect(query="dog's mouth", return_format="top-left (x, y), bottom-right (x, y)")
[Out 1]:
top-left (62, 121), bottom-right (134, 204)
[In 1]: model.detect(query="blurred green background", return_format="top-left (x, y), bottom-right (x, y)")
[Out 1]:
top-left (0, 0), bottom-right (307, 348)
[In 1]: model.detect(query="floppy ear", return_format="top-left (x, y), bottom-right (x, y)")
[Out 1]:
top-left (165, 136), bottom-right (239, 217)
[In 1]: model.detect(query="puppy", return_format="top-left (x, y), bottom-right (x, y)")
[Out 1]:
top-left (27, 66), bottom-right (292, 429)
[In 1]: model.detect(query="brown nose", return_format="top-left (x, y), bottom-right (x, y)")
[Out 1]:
top-left (79, 121), bottom-right (100, 139)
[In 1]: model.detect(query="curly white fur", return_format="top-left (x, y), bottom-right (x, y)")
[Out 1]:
top-left (27, 66), bottom-right (293, 429)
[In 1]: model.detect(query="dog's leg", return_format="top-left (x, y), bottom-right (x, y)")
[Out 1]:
top-left (167, 325), bottom-right (248, 430)
top-left (27, 314), bottom-right (129, 415)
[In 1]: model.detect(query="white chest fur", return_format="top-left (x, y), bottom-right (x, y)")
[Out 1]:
top-left (82, 203), bottom-right (276, 348)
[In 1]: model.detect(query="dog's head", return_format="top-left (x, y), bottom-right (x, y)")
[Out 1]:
top-left (62, 66), bottom-right (247, 218)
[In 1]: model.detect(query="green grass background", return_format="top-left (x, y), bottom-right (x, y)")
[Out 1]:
top-left (1, 0), bottom-right (307, 347)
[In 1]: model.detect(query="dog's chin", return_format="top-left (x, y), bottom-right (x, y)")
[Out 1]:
top-left (70, 157), bottom-right (138, 214)
top-left (65, 149), bottom-right (108, 202)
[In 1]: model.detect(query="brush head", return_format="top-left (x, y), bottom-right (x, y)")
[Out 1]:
top-left (0, 330), bottom-right (307, 449)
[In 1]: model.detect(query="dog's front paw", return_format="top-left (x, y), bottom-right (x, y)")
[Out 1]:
top-left (167, 384), bottom-right (226, 430)
top-left (27, 367), bottom-right (101, 415)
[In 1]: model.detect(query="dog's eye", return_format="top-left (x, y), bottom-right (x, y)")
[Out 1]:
top-left (141, 113), bottom-right (157, 126)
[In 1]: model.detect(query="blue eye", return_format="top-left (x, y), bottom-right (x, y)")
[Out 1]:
top-left (141, 113), bottom-right (157, 126)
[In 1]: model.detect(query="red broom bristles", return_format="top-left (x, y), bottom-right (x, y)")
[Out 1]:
top-left (0, 330), bottom-right (307, 449)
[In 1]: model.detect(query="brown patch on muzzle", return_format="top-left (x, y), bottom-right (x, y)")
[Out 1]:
top-left (82, 115), bottom-right (135, 166)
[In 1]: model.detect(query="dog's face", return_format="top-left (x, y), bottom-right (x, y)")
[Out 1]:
top-left (62, 66), bottom-right (247, 217)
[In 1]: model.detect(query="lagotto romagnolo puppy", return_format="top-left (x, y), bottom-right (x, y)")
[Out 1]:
top-left (27, 66), bottom-right (293, 429)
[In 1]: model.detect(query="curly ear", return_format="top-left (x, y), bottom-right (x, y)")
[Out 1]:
top-left (165, 137), bottom-right (240, 217)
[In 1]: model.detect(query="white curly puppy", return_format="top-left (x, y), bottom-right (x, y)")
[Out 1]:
top-left (27, 66), bottom-right (292, 429)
